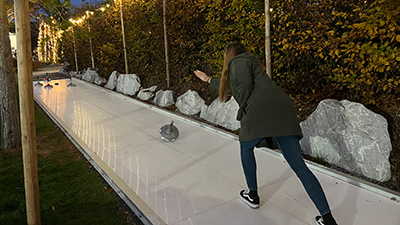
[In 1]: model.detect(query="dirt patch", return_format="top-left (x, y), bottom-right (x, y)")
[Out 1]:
top-left (3, 147), bottom-right (22, 154)
top-left (36, 135), bottom-right (56, 157)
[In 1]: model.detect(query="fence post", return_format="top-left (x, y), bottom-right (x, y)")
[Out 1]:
top-left (15, 0), bottom-right (41, 224)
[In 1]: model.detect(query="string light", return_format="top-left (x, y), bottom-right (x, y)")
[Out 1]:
top-left (37, 3), bottom-right (112, 64)
top-left (69, 3), bottom-right (111, 26)
top-left (37, 19), bottom-right (63, 63)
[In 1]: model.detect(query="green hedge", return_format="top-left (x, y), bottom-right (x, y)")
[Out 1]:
top-left (63, 0), bottom-right (400, 103)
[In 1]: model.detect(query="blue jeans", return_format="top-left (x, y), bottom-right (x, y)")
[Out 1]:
top-left (240, 135), bottom-right (331, 216)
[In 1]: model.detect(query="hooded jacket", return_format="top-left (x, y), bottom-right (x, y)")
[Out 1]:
top-left (209, 53), bottom-right (302, 142)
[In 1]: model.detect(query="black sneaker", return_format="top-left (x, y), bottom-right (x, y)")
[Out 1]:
top-left (239, 190), bottom-right (260, 208)
top-left (315, 216), bottom-right (324, 225)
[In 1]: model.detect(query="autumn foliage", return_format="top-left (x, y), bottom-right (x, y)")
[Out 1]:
top-left (272, 0), bottom-right (400, 104)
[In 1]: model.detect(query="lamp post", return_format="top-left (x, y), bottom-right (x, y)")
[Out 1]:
top-left (119, 0), bottom-right (129, 74)
top-left (265, 0), bottom-right (271, 78)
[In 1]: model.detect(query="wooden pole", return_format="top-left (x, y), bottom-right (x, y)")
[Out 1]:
top-left (72, 29), bottom-right (78, 71)
top-left (88, 25), bottom-right (95, 68)
top-left (120, 0), bottom-right (128, 74)
top-left (163, 0), bottom-right (170, 88)
top-left (15, 0), bottom-right (41, 224)
top-left (265, 0), bottom-right (271, 78)
top-left (86, 11), bottom-right (95, 68)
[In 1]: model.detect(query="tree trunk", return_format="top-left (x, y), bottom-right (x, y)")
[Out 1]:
top-left (0, 0), bottom-right (21, 150)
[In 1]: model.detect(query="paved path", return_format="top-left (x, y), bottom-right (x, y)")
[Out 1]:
top-left (33, 78), bottom-right (400, 225)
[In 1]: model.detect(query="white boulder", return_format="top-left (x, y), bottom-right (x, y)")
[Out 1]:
top-left (299, 99), bottom-right (392, 182)
top-left (153, 90), bottom-right (174, 107)
top-left (82, 68), bottom-right (106, 85)
top-left (176, 90), bottom-right (205, 115)
top-left (105, 71), bottom-right (120, 90)
top-left (200, 97), bottom-right (240, 131)
top-left (116, 74), bottom-right (141, 95)
top-left (137, 86), bottom-right (157, 101)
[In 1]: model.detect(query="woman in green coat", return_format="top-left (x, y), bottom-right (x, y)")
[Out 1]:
top-left (194, 42), bottom-right (337, 225)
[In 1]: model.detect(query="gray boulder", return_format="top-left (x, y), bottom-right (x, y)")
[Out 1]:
top-left (83, 67), bottom-right (99, 72)
top-left (81, 69), bottom-right (96, 82)
top-left (153, 90), bottom-right (174, 107)
top-left (200, 99), bottom-right (222, 124)
top-left (82, 67), bottom-right (106, 85)
top-left (300, 99), bottom-right (392, 182)
top-left (116, 74), bottom-right (141, 96)
top-left (200, 97), bottom-right (240, 131)
top-left (176, 90), bottom-right (205, 115)
top-left (59, 65), bottom-right (69, 75)
top-left (69, 71), bottom-right (79, 77)
top-left (105, 71), bottom-right (120, 90)
top-left (94, 77), bottom-right (107, 85)
top-left (137, 86), bottom-right (157, 101)
top-left (70, 71), bottom-right (82, 78)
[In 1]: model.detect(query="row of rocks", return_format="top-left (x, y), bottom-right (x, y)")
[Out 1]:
top-left (68, 68), bottom-right (392, 182)
top-left (70, 69), bottom-right (240, 130)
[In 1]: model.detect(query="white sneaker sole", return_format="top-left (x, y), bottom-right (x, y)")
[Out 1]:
top-left (240, 195), bottom-right (259, 209)
top-left (315, 216), bottom-right (324, 225)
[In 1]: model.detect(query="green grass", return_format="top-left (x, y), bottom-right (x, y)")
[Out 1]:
top-left (0, 106), bottom-right (135, 225)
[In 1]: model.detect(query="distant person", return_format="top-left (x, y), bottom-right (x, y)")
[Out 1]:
top-left (194, 42), bottom-right (338, 225)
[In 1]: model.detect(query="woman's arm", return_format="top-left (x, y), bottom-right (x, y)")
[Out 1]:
top-left (194, 70), bottom-right (220, 91)
top-left (194, 70), bottom-right (210, 82)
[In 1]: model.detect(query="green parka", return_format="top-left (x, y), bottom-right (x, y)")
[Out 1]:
top-left (209, 53), bottom-right (302, 142)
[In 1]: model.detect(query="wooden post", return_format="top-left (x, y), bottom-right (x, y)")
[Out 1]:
top-left (120, 0), bottom-right (128, 74)
top-left (163, 0), bottom-right (171, 88)
top-left (15, 0), bottom-right (41, 224)
top-left (88, 25), bottom-right (95, 68)
top-left (72, 29), bottom-right (79, 71)
top-left (265, 0), bottom-right (271, 78)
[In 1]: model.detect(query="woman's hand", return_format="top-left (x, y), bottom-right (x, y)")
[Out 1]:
top-left (194, 70), bottom-right (211, 83)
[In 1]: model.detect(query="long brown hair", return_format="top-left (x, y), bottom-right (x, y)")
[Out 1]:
top-left (219, 42), bottom-right (248, 102)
